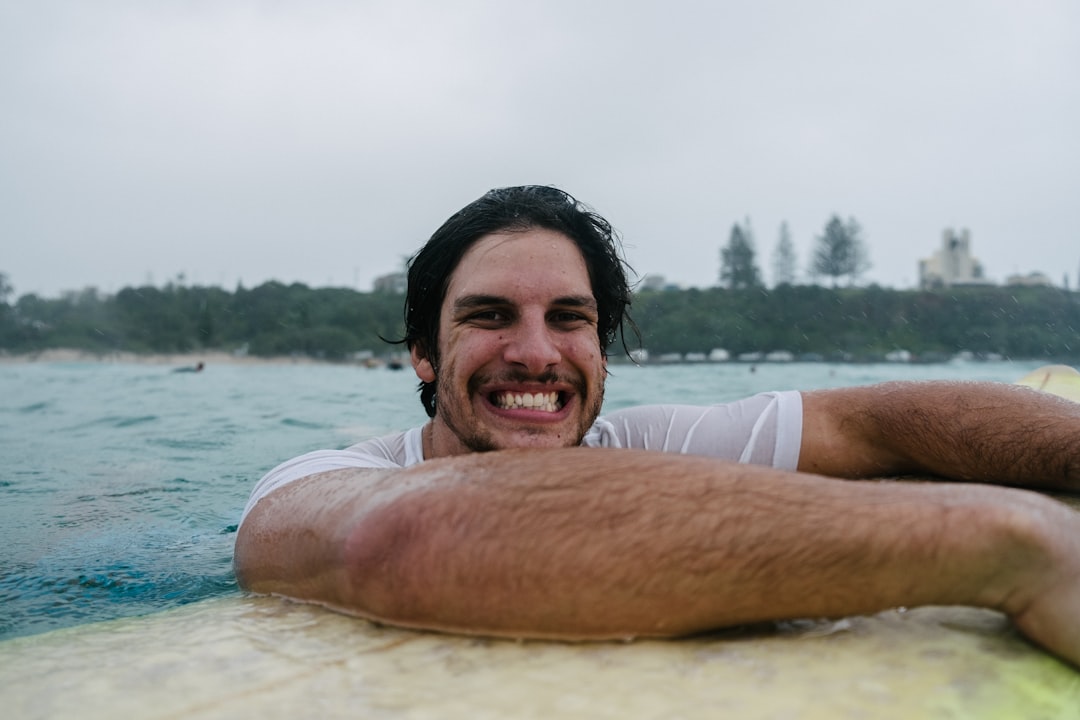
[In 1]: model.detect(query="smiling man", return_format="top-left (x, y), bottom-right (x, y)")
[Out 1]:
top-left (235, 186), bottom-right (1080, 666)
top-left (415, 226), bottom-right (607, 456)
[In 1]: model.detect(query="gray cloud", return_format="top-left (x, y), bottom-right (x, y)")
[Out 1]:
top-left (3, 0), bottom-right (1078, 297)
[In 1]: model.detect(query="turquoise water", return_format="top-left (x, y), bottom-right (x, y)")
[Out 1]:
top-left (0, 358), bottom-right (1053, 641)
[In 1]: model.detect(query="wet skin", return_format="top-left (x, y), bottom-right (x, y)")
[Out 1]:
top-left (411, 228), bottom-right (608, 458)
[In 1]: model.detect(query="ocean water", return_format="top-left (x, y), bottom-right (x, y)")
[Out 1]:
top-left (0, 357), bottom-right (1055, 641)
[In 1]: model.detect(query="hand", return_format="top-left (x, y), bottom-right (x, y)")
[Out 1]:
top-left (1005, 498), bottom-right (1080, 667)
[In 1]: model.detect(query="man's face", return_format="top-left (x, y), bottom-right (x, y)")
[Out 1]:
top-left (412, 227), bottom-right (607, 457)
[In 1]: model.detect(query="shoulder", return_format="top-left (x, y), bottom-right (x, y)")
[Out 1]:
top-left (591, 391), bottom-right (802, 436)
top-left (584, 391), bottom-right (803, 467)
top-left (348, 426), bottom-right (425, 466)
top-left (240, 426), bottom-right (424, 526)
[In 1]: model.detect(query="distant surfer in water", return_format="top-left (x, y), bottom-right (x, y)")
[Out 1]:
top-left (172, 361), bottom-right (204, 373)
top-left (235, 186), bottom-right (1080, 667)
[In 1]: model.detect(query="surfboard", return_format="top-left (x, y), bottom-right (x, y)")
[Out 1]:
top-left (3, 594), bottom-right (1079, 719)
top-left (4, 365), bottom-right (1079, 719)
top-left (1015, 363), bottom-right (1080, 403)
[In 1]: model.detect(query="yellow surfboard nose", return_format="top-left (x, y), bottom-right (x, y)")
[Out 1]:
top-left (1015, 364), bottom-right (1080, 403)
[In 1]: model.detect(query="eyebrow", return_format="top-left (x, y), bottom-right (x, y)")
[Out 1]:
top-left (451, 294), bottom-right (598, 312)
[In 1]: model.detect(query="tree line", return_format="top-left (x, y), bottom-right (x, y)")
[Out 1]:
top-left (1, 272), bottom-right (1077, 363)
top-left (632, 284), bottom-right (1078, 361)
top-left (720, 215), bottom-right (870, 289)
top-left (0, 278), bottom-right (404, 360)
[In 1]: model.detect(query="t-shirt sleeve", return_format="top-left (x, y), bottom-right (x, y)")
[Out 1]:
top-left (239, 427), bottom-right (422, 528)
top-left (583, 390), bottom-right (802, 469)
top-left (239, 448), bottom-right (403, 528)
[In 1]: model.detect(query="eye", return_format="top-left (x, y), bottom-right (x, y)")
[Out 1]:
top-left (466, 309), bottom-right (509, 324)
top-left (550, 310), bottom-right (593, 325)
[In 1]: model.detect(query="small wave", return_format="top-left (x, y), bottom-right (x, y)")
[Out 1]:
top-left (61, 414), bottom-right (161, 431)
top-left (112, 415), bottom-right (159, 428)
top-left (17, 401), bottom-right (50, 413)
top-left (0, 545), bottom-right (239, 642)
top-left (100, 484), bottom-right (192, 499)
top-left (280, 417), bottom-right (329, 429)
top-left (149, 437), bottom-right (227, 450)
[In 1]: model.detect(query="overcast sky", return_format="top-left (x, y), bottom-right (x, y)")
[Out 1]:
top-left (3, 0), bottom-right (1078, 299)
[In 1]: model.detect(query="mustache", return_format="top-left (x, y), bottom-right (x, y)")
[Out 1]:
top-left (467, 369), bottom-right (584, 393)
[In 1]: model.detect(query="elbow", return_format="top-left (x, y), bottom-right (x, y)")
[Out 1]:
top-left (233, 485), bottom-right (455, 632)
top-left (233, 516), bottom-right (287, 593)
top-left (338, 499), bottom-right (434, 626)
top-left (232, 495), bottom-right (429, 620)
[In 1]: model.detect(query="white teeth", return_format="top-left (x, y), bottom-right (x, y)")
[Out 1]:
top-left (494, 391), bottom-right (562, 412)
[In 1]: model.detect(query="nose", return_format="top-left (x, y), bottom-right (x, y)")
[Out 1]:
top-left (502, 313), bottom-right (561, 373)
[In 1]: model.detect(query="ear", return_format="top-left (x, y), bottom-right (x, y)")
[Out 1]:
top-left (411, 343), bottom-right (436, 383)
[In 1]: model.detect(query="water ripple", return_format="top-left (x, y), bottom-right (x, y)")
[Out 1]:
top-left (280, 417), bottom-right (330, 429)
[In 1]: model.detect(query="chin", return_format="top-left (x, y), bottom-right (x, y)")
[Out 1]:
top-left (498, 425), bottom-right (584, 450)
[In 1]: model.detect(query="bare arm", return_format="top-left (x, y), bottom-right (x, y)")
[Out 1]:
top-left (235, 447), bottom-right (1080, 666)
top-left (799, 381), bottom-right (1080, 489)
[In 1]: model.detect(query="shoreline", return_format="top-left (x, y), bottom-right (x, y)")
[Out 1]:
top-left (1, 348), bottom-right (1070, 370)
top-left (0, 349), bottom-right (338, 367)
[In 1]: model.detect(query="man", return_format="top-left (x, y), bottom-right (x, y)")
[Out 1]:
top-left (235, 186), bottom-right (1080, 666)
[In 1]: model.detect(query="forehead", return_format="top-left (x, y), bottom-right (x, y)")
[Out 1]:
top-left (444, 228), bottom-right (594, 305)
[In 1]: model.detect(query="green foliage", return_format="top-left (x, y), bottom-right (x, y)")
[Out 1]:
top-left (0, 281), bottom-right (408, 361)
top-left (719, 223), bottom-right (763, 289)
top-left (811, 216), bottom-right (871, 287)
top-left (631, 285), bottom-right (1079, 361)
top-left (771, 222), bottom-right (797, 287)
top-left (1, 279), bottom-right (1076, 363)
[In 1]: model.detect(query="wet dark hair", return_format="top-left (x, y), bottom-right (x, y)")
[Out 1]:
top-left (399, 185), bottom-right (639, 417)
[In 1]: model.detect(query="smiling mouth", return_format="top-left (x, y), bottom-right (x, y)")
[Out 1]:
top-left (491, 390), bottom-right (564, 412)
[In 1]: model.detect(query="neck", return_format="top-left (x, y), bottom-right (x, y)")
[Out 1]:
top-left (422, 421), bottom-right (433, 460)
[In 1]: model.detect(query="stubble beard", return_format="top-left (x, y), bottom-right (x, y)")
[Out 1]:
top-left (435, 367), bottom-right (605, 454)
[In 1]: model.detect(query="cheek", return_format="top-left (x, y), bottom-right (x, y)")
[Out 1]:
top-left (568, 339), bottom-right (604, 369)
top-left (463, 331), bottom-right (504, 355)
top-left (437, 333), bottom-right (492, 375)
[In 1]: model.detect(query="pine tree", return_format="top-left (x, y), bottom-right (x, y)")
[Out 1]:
top-left (771, 222), bottom-right (797, 287)
top-left (810, 215), bottom-right (871, 287)
top-left (719, 222), bottom-right (763, 289)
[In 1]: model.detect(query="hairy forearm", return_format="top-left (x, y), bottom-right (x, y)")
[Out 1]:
top-left (237, 448), bottom-right (1078, 662)
top-left (801, 381), bottom-right (1080, 489)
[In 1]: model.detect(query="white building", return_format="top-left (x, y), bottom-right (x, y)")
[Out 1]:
top-left (1005, 271), bottom-right (1053, 287)
top-left (918, 229), bottom-right (991, 289)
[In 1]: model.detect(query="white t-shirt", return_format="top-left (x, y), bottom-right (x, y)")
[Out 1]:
top-left (240, 390), bottom-right (803, 526)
